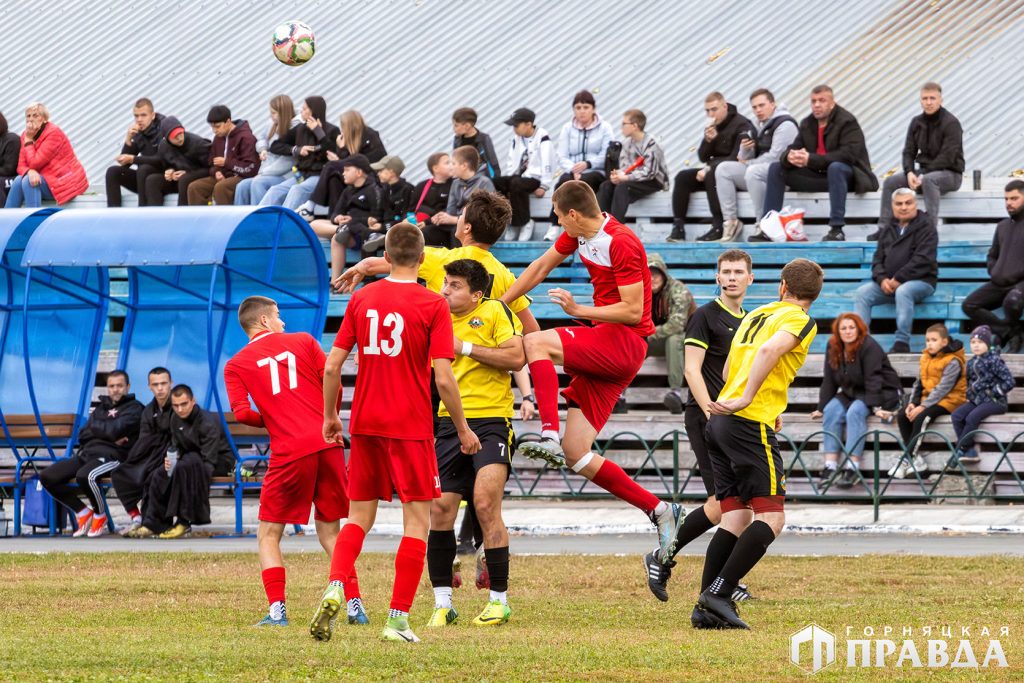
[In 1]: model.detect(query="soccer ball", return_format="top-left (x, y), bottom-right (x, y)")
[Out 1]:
top-left (272, 20), bottom-right (315, 66)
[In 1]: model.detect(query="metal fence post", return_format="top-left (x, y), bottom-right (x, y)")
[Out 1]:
top-left (672, 430), bottom-right (680, 502)
top-left (873, 430), bottom-right (881, 523)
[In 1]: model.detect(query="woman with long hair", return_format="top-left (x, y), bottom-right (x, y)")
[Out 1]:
top-left (810, 312), bottom-right (902, 488)
top-left (236, 95), bottom-right (299, 205)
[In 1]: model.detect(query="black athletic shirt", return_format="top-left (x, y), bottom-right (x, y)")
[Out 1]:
top-left (683, 298), bottom-right (747, 409)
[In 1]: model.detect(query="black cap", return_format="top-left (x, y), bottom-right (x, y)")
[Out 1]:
top-left (504, 107), bottom-right (535, 126)
top-left (340, 153), bottom-right (372, 175)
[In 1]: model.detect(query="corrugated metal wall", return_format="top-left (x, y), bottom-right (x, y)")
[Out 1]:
top-left (4, 0), bottom-right (1021, 187)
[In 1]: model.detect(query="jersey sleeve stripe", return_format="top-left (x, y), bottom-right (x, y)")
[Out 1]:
top-left (684, 337), bottom-right (709, 349)
top-left (796, 317), bottom-right (816, 341)
top-left (495, 299), bottom-right (519, 333)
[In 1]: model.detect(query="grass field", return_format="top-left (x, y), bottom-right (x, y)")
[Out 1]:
top-left (1, 551), bottom-right (1021, 681)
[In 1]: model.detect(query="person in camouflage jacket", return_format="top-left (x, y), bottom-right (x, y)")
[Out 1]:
top-left (648, 252), bottom-right (696, 411)
top-left (950, 325), bottom-right (1015, 465)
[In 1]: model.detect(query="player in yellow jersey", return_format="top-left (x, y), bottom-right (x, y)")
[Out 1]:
top-left (696, 258), bottom-right (823, 630)
top-left (426, 259), bottom-right (524, 628)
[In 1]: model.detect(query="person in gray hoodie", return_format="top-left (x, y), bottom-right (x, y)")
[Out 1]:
top-left (596, 109), bottom-right (669, 225)
top-left (716, 89), bottom-right (797, 242)
top-left (428, 145), bottom-right (495, 243)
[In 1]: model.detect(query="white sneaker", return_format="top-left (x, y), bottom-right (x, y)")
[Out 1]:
top-left (910, 454), bottom-right (928, 477)
top-left (517, 220), bottom-right (535, 242)
top-left (887, 458), bottom-right (908, 479)
top-left (719, 218), bottom-right (744, 242)
top-left (119, 518), bottom-right (142, 537)
top-left (543, 224), bottom-right (561, 241)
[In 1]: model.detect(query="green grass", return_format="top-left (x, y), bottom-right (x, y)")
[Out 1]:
top-left (0, 552), bottom-right (1022, 681)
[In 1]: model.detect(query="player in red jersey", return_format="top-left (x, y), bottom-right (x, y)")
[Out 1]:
top-left (501, 180), bottom-right (684, 562)
top-left (224, 297), bottom-right (366, 627)
top-left (310, 223), bottom-right (481, 644)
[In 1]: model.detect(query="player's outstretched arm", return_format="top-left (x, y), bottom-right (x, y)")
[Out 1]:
top-left (322, 346), bottom-right (350, 444)
top-left (433, 358), bottom-right (481, 455)
top-left (461, 336), bottom-right (526, 372)
top-left (501, 246), bottom-right (567, 305)
top-left (710, 330), bottom-right (800, 415)
top-left (334, 256), bottom-right (390, 293)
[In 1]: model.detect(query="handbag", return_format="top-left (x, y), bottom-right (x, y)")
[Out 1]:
top-left (21, 476), bottom-right (51, 529)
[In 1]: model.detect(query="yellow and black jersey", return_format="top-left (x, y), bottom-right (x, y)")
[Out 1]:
top-left (438, 298), bottom-right (523, 419)
top-left (717, 300), bottom-right (816, 427)
top-left (418, 245), bottom-right (531, 314)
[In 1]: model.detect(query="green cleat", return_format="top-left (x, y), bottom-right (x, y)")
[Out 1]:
top-left (472, 599), bottom-right (511, 626)
top-left (309, 584), bottom-right (343, 642)
top-left (381, 615), bottom-right (420, 643)
top-left (516, 438), bottom-right (566, 469)
top-left (427, 606), bottom-right (459, 628)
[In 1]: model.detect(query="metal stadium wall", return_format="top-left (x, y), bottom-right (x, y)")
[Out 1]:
top-left (5, 0), bottom-right (1023, 189)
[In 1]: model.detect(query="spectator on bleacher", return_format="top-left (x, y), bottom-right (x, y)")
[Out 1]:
top-left (961, 180), bottom-right (1024, 352)
top-left (372, 155), bottom-right (414, 235)
top-left (891, 324), bottom-right (966, 479)
top-left (430, 146), bottom-right (495, 239)
top-left (597, 109), bottom-right (669, 226)
top-left (413, 152), bottom-right (455, 247)
top-left (547, 90), bottom-right (616, 241)
top-left (313, 154), bottom-right (385, 286)
top-left (853, 188), bottom-right (938, 353)
top-left (810, 313), bottom-right (902, 489)
top-left (186, 105), bottom-right (260, 206)
top-left (761, 85), bottom-right (878, 242)
top-left (669, 92), bottom-right (754, 243)
top-left (0, 112), bottom-right (21, 206)
top-left (297, 110), bottom-right (386, 220)
top-left (718, 90), bottom-right (798, 243)
top-left (493, 107), bottom-right (554, 241)
top-left (104, 98), bottom-right (164, 207)
top-left (142, 384), bottom-right (234, 539)
top-left (869, 83), bottom-right (963, 241)
top-left (136, 116), bottom-right (211, 206)
top-left (645, 253), bottom-right (695, 413)
top-left (235, 95), bottom-right (300, 205)
top-left (4, 102), bottom-right (88, 208)
top-left (259, 96), bottom-right (339, 210)
top-left (111, 367), bottom-right (174, 537)
top-left (452, 107), bottom-right (500, 179)
top-left (39, 371), bottom-right (144, 538)
top-left (946, 325), bottom-right (1014, 471)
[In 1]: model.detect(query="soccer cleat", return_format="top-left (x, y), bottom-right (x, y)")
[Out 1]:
top-left (698, 589), bottom-right (750, 629)
top-left (309, 584), bottom-right (343, 642)
top-left (516, 438), bottom-right (566, 469)
top-left (732, 583), bottom-right (755, 602)
top-left (158, 523), bottom-right (191, 539)
top-left (452, 556), bottom-right (463, 589)
top-left (347, 598), bottom-right (369, 625)
top-left (652, 503), bottom-right (685, 564)
top-left (643, 549), bottom-right (673, 602)
top-left (72, 510), bottom-right (94, 537)
top-left (475, 546), bottom-right (489, 590)
top-left (255, 613), bottom-right (289, 627)
top-left (87, 515), bottom-right (109, 538)
top-left (381, 616), bottom-right (420, 643)
top-left (128, 525), bottom-right (155, 539)
top-left (691, 603), bottom-right (727, 629)
top-left (472, 600), bottom-right (511, 626)
top-left (427, 606), bottom-right (459, 628)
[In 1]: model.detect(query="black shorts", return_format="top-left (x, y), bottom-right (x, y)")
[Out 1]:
top-left (706, 414), bottom-right (786, 502)
top-left (684, 405), bottom-right (715, 497)
top-left (435, 417), bottom-right (513, 496)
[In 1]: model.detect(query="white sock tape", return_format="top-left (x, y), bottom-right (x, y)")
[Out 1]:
top-left (571, 451), bottom-right (596, 473)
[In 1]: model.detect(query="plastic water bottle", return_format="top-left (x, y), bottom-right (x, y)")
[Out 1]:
top-left (291, 165), bottom-right (304, 183)
top-left (166, 447), bottom-right (178, 477)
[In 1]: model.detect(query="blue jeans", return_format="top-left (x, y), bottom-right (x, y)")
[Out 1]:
top-left (4, 174), bottom-right (53, 208)
top-left (762, 161), bottom-right (853, 226)
top-left (853, 279), bottom-right (935, 344)
top-left (237, 174), bottom-right (288, 205)
top-left (822, 397), bottom-right (870, 458)
top-left (258, 174), bottom-right (318, 209)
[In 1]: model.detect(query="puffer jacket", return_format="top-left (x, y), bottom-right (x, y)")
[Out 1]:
top-left (557, 114), bottom-right (616, 174)
top-left (647, 253), bottom-right (694, 340)
top-left (966, 350), bottom-right (1015, 406)
top-left (16, 122), bottom-right (89, 204)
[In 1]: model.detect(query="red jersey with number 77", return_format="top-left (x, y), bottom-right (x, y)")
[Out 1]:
top-left (333, 277), bottom-right (455, 440)
top-left (554, 214), bottom-right (655, 336)
top-left (224, 331), bottom-right (340, 464)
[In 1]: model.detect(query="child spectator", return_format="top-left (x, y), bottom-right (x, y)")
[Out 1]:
top-left (947, 325), bottom-right (1014, 469)
top-left (235, 95), bottom-right (299, 205)
top-left (186, 105), bottom-right (260, 205)
top-left (451, 107), bottom-right (500, 178)
top-left (596, 109), bottom-right (669, 226)
top-left (493, 107), bottom-right (554, 241)
top-left (372, 155), bottom-right (413, 229)
top-left (891, 324), bottom-right (966, 478)
top-left (411, 152), bottom-right (454, 247)
top-left (430, 146), bottom-right (495, 235)
top-left (312, 154), bottom-right (384, 288)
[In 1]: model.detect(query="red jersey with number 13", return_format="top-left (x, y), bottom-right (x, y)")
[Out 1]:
top-left (224, 331), bottom-right (339, 464)
top-left (333, 277), bottom-right (454, 440)
top-left (554, 214), bottom-right (655, 336)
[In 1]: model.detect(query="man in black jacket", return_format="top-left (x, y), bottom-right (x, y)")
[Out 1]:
top-left (141, 384), bottom-right (234, 539)
top-left (111, 367), bottom-right (174, 536)
top-left (39, 371), bottom-right (144, 537)
top-left (136, 116), bottom-right (211, 207)
top-left (962, 181), bottom-right (1024, 351)
top-left (870, 83), bottom-right (964, 240)
top-left (854, 189), bottom-right (938, 353)
top-left (762, 85), bottom-right (879, 242)
top-left (670, 92), bottom-right (754, 242)
top-left (105, 98), bottom-right (165, 207)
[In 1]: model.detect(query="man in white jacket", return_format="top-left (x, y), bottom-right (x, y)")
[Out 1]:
top-left (493, 108), bottom-right (555, 242)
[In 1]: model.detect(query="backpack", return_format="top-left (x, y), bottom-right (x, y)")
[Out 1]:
top-left (604, 141), bottom-right (622, 174)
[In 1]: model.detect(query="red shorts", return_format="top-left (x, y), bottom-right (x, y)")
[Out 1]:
top-left (557, 323), bottom-right (647, 431)
top-left (347, 435), bottom-right (440, 503)
top-left (258, 446), bottom-right (349, 525)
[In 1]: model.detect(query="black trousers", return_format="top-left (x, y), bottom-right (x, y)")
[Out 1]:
top-left (39, 453), bottom-right (120, 514)
top-left (961, 282), bottom-right (1024, 339)
top-left (597, 178), bottom-right (661, 223)
top-left (143, 168), bottom-right (208, 207)
top-left (421, 222), bottom-right (458, 248)
top-left (106, 164), bottom-right (160, 207)
top-left (672, 167), bottom-right (723, 229)
top-left (549, 171), bottom-right (604, 223)
top-left (492, 175), bottom-right (541, 227)
top-left (110, 437), bottom-right (168, 513)
top-left (897, 404), bottom-right (950, 451)
top-left (309, 160), bottom-right (345, 209)
top-left (142, 452), bottom-right (214, 533)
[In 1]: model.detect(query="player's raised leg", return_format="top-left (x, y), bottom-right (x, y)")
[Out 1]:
top-left (520, 328), bottom-right (566, 465)
top-left (426, 492), bottom-right (463, 627)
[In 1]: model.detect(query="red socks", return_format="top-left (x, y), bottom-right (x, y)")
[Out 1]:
top-left (344, 573), bottom-right (361, 601)
top-left (261, 566), bottom-right (286, 606)
top-left (390, 536), bottom-right (427, 613)
top-left (528, 359), bottom-right (561, 434)
top-left (329, 523), bottom-right (366, 584)
top-left (590, 459), bottom-right (660, 514)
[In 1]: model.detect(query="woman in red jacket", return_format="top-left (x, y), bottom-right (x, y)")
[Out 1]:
top-left (4, 102), bottom-right (88, 208)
